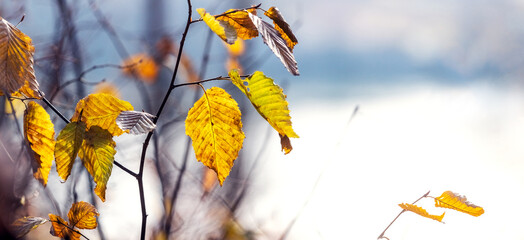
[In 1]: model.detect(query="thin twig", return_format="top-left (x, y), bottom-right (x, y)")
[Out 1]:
top-left (190, 4), bottom-right (262, 24)
top-left (41, 93), bottom-right (134, 178)
top-left (165, 28), bottom-right (214, 237)
top-left (48, 63), bottom-right (138, 102)
top-left (136, 1), bottom-right (193, 239)
top-left (170, 74), bottom-right (250, 90)
top-left (377, 190), bottom-right (431, 240)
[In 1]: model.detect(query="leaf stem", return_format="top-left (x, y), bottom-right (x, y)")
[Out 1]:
top-left (170, 74), bottom-right (250, 90)
top-left (377, 190), bottom-right (431, 240)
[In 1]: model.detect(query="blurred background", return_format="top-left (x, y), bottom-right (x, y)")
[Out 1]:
top-left (1, 0), bottom-right (524, 239)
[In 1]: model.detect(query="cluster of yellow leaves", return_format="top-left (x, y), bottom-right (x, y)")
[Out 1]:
top-left (58, 93), bottom-right (146, 201)
top-left (186, 70), bottom-right (299, 186)
top-left (185, 87), bottom-right (245, 185)
top-left (399, 191), bottom-right (484, 223)
top-left (49, 202), bottom-right (99, 240)
top-left (197, 6), bottom-right (299, 75)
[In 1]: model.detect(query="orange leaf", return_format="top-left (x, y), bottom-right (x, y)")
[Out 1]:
top-left (24, 101), bottom-right (55, 186)
top-left (122, 53), bottom-right (159, 83)
top-left (49, 214), bottom-right (80, 240)
top-left (217, 9), bottom-right (259, 40)
top-left (399, 203), bottom-right (445, 222)
top-left (94, 82), bottom-right (120, 98)
top-left (226, 39), bottom-right (245, 57)
top-left (68, 201), bottom-right (99, 229)
top-left (435, 191), bottom-right (485, 217)
top-left (264, 7), bottom-right (298, 51)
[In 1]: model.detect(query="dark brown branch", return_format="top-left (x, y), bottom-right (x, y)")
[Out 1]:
top-left (136, 0), bottom-right (193, 239)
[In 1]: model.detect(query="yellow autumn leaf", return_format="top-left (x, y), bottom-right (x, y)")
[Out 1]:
top-left (71, 93), bottom-right (134, 136)
top-left (434, 191), bottom-right (485, 217)
top-left (217, 9), bottom-right (258, 40)
top-left (185, 87), bottom-right (245, 185)
top-left (399, 203), bottom-right (445, 222)
top-left (54, 121), bottom-right (86, 181)
top-left (78, 126), bottom-right (116, 201)
top-left (0, 17), bottom-right (40, 96)
top-left (24, 101), bottom-right (55, 186)
top-left (264, 7), bottom-right (298, 51)
top-left (49, 214), bottom-right (80, 240)
top-left (67, 201), bottom-right (99, 229)
top-left (197, 8), bottom-right (237, 44)
top-left (11, 216), bottom-right (48, 238)
top-left (228, 70), bottom-right (298, 154)
top-left (122, 53), bottom-right (159, 83)
top-left (94, 82), bottom-right (120, 98)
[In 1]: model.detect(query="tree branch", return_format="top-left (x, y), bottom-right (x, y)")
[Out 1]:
top-left (377, 190), bottom-right (431, 240)
top-left (136, 0), bottom-right (193, 239)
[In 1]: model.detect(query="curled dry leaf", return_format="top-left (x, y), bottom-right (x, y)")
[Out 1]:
top-left (11, 216), bottom-right (48, 238)
top-left (247, 12), bottom-right (299, 76)
top-left (435, 191), bottom-right (485, 217)
top-left (264, 7), bottom-right (298, 51)
top-left (116, 110), bottom-right (156, 135)
top-left (399, 203), bottom-right (445, 222)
